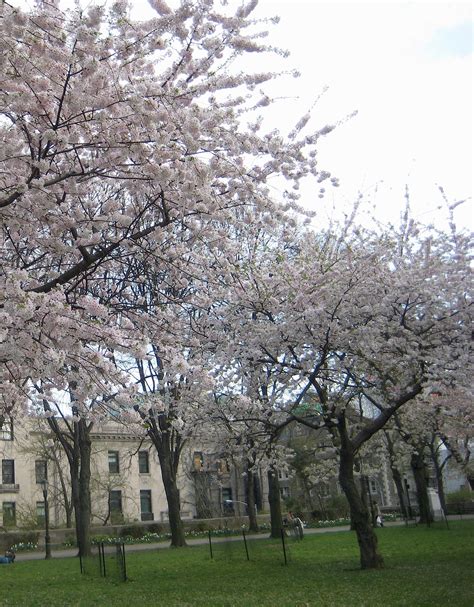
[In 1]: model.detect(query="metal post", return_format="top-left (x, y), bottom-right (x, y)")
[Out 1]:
top-left (242, 529), bottom-right (250, 561)
top-left (120, 543), bottom-right (127, 581)
top-left (41, 480), bottom-right (52, 559)
top-left (102, 542), bottom-right (107, 577)
top-left (404, 478), bottom-right (413, 520)
top-left (208, 529), bottom-right (213, 560)
top-left (280, 528), bottom-right (288, 566)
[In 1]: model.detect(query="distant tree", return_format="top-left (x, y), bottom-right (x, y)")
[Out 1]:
top-left (211, 210), bottom-right (472, 569)
top-left (1, 0), bottom-right (334, 419)
top-left (1, 0), bottom-right (335, 552)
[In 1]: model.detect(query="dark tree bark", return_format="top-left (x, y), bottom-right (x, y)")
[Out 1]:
top-left (193, 472), bottom-right (214, 519)
top-left (151, 436), bottom-right (187, 547)
top-left (411, 451), bottom-right (433, 524)
top-left (267, 466), bottom-right (283, 538)
top-left (42, 396), bottom-right (93, 557)
top-left (383, 429), bottom-right (409, 519)
top-left (135, 403), bottom-right (187, 548)
top-left (245, 464), bottom-right (259, 533)
top-left (134, 354), bottom-right (187, 548)
top-left (53, 450), bottom-right (74, 528)
top-left (76, 419), bottom-right (92, 555)
top-left (337, 417), bottom-right (384, 569)
top-left (391, 465), bottom-right (409, 519)
top-left (59, 419), bottom-right (92, 557)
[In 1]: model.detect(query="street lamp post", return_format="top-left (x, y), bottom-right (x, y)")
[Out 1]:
top-left (40, 479), bottom-right (52, 559)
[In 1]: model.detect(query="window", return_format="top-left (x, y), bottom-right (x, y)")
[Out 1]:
top-left (138, 451), bottom-right (149, 474)
top-left (222, 487), bottom-right (233, 512)
top-left (2, 502), bottom-right (16, 526)
top-left (222, 487), bottom-right (232, 502)
top-left (109, 490), bottom-right (122, 513)
top-left (140, 490), bottom-right (153, 521)
top-left (193, 451), bottom-right (203, 471)
top-left (35, 460), bottom-right (48, 484)
top-left (108, 451), bottom-right (120, 474)
top-left (0, 418), bottom-right (13, 441)
top-left (2, 460), bottom-right (15, 485)
top-left (36, 501), bottom-right (45, 525)
top-left (279, 486), bottom-right (290, 499)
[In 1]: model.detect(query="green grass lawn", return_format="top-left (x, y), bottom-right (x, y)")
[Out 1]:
top-left (1, 521), bottom-right (473, 606)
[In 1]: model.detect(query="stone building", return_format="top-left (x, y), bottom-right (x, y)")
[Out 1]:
top-left (0, 416), bottom-right (195, 529)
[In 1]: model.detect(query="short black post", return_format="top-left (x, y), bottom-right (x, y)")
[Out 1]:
top-left (404, 479), bottom-right (413, 519)
top-left (101, 542), bottom-right (107, 578)
top-left (280, 528), bottom-right (288, 566)
top-left (242, 529), bottom-right (250, 561)
top-left (208, 530), bottom-right (213, 560)
top-left (40, 480), bottom-right (52, 559)
top-left (99, 543), bottom-right (103, 576)
top-left (442, 509), bottom-right (450, 530)
top-left (121, 543), bottom-right (127, 581)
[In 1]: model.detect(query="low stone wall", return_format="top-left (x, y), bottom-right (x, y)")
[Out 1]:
top-left (1, 514), bottom-right (271, 550)
top-left (0, 530), bottom-right (40, 552)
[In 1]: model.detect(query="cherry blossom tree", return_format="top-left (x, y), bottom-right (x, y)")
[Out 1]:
top-left (211, 211), bottom-right (472, 569)
top-left (1, 0), bottom-right (337, 553)
top-left (391, 388), bottom-right (473, 520)
top-left (131, 332), bottom-right (216, 547)
top-left (1, 0), bottom-right (335, 419)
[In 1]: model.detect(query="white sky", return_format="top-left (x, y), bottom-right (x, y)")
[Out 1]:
top-left (15, 0), bottom-right (474, 230)
top-left (130, 0), bottom-right (473, 230)
top-left (246, 0), bottom-right (473, 230)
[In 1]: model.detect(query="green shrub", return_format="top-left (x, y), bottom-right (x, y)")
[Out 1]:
top-left (120, 524), bottom-right (146, 539)
top-left (446, 489), bottom-right (473, 505)
top-left (146, 523), bottom-right (164, 535)
top-left (318, 494), bottom-right (350, 520)
top-left (3, 531), bottom-right (40, 552)
top-left (188, 521), bottom-right (209, 533)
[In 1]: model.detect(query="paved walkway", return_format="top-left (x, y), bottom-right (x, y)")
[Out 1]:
top-left (14, 514), bottom-right (472, 562)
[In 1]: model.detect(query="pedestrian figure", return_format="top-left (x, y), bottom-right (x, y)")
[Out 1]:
top-left (373, 501), bottom-right (384, 527)
top-left (287, 511), bottom-right (304, 539)
top-left (0, 550), bottom-right (15, 564)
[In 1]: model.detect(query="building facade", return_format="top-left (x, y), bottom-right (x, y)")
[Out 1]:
top-left (0, 417), bottom-right (195, 529)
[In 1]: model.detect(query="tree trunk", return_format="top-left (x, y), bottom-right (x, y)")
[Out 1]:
top-left (135, 406), bottom-right (187, 548)
top-left (66, 420), bottom-right (93, 557)
top-left (245, 465), bottom-right (259, 533)
top-left (302, 476), bottom-right (315, 512)
top-left (43, 391), bottom-right (92, 556)
top-left (267, 467), bottom-right (283, 539)
top-left (411, 451), bottom-right (433, 524)
top-left (193, 473), bottom-right (213, 519)
top-left (70, 461), bottom-right (82, 554)
top-left (76, 420), bottom-right (92, 556)
top-left (338, 421), bottom-right (384, 569)
top-left (315, 490), bottom-right (328, 521)
top-left (383, 431), bottom-right (408, 518)
top-left (157, 447), bottom-right (187, 547)
top-left (55, 455), bottom-right (73, 528)
top-left (391, 465), bottom-right (409, 519)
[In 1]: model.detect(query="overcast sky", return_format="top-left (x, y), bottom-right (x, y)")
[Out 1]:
top-left (16, 0), bottom-right (474, 230)
top-left (129, 0), bottom-right (473, 230)
top-left (249, 0), bottom-right (473, 230)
